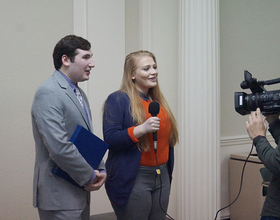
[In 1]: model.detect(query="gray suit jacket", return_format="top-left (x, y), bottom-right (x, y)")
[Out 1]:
top-left (31, 70), bottom-right (105, 210)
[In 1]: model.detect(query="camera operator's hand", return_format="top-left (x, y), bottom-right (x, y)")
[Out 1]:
top-left (246, 108), bottom-right (267, 140)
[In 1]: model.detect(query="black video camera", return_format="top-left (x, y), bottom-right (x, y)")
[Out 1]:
top-left (234, 70), bottom-right (280, 115)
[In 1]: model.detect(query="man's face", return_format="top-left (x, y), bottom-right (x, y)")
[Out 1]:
top-left (67, 49), bottom-right (95, 84)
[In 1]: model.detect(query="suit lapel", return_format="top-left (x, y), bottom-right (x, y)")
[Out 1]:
top-left (53, 71), bottom-right (92, 132)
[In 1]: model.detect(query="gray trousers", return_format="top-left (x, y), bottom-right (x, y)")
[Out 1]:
top-left (38, 205), bottom-right (90, 220)
top-left (111, 163), bottom-right (171, 220)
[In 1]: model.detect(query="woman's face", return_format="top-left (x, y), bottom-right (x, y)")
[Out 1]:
top-left (132, 56), bottom-right (158, 94)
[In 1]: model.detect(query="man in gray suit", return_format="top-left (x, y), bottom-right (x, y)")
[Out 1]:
top-left (31, 35), bottom-right (106, 220)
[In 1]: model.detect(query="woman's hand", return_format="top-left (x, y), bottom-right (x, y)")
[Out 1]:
top-left (133, 117), bottom-right (160, 139)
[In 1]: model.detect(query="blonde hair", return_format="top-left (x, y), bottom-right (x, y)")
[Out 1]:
top-left (120, 50), bottom-right (178, 151)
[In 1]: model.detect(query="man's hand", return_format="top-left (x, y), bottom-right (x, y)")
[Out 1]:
top-left (83, 170), bottom-right (107, 191)
top-left (246, 108), bottom-right (267, 140)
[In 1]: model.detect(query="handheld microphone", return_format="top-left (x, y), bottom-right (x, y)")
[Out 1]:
top-left (148, 101), bottom-right (160, 151)
top-left (148, 101), bottom-right (174, 220)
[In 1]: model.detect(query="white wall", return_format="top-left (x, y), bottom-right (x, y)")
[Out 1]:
top-left (220, 0), bottom-right (280, 137)
top-left (0, 1), bottom-right (73, 219)
top-left (220, 0), bottom-right (280, 218)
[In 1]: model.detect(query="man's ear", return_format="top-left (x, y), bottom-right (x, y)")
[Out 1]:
top-left (61, 55), bottom-right (70, 67)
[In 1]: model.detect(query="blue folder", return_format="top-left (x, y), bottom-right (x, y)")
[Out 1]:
top-left (52, 125), bottom-right (108, 189)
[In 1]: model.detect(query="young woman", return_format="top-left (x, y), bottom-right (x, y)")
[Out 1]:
top-left (103, 50), bottom-right (178, 220)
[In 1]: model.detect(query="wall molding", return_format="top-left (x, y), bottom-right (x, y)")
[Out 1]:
top-left (221, 134), bottom-right (274, 147)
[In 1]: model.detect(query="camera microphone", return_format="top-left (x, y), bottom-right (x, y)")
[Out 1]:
top-left (148, 101), bottom-right (160, 151)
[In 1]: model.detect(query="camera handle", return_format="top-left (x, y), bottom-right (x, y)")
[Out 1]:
top-left (265, 77), bottom-right (280, 86)
top-left (240, 70), bottom-right (280, 94)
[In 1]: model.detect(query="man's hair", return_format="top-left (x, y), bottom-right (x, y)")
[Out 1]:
top-left (53, 35), bottom-right (91, 70)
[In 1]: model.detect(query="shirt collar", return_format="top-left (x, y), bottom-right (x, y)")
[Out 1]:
top-left (139, 92), bottom-right (149, 101)
top-left (58, 71), bottom-right (77, 91)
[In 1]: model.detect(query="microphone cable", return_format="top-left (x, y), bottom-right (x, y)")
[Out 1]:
top-left (149, 101), bottom-right (174, 219)
top-left (213, 142), bottom-right (254, 220)
top-left (154, 148), bottom-right (175, 220)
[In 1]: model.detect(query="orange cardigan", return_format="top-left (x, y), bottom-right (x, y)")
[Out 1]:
top-left (128, 99), bottom-right (171, 166)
